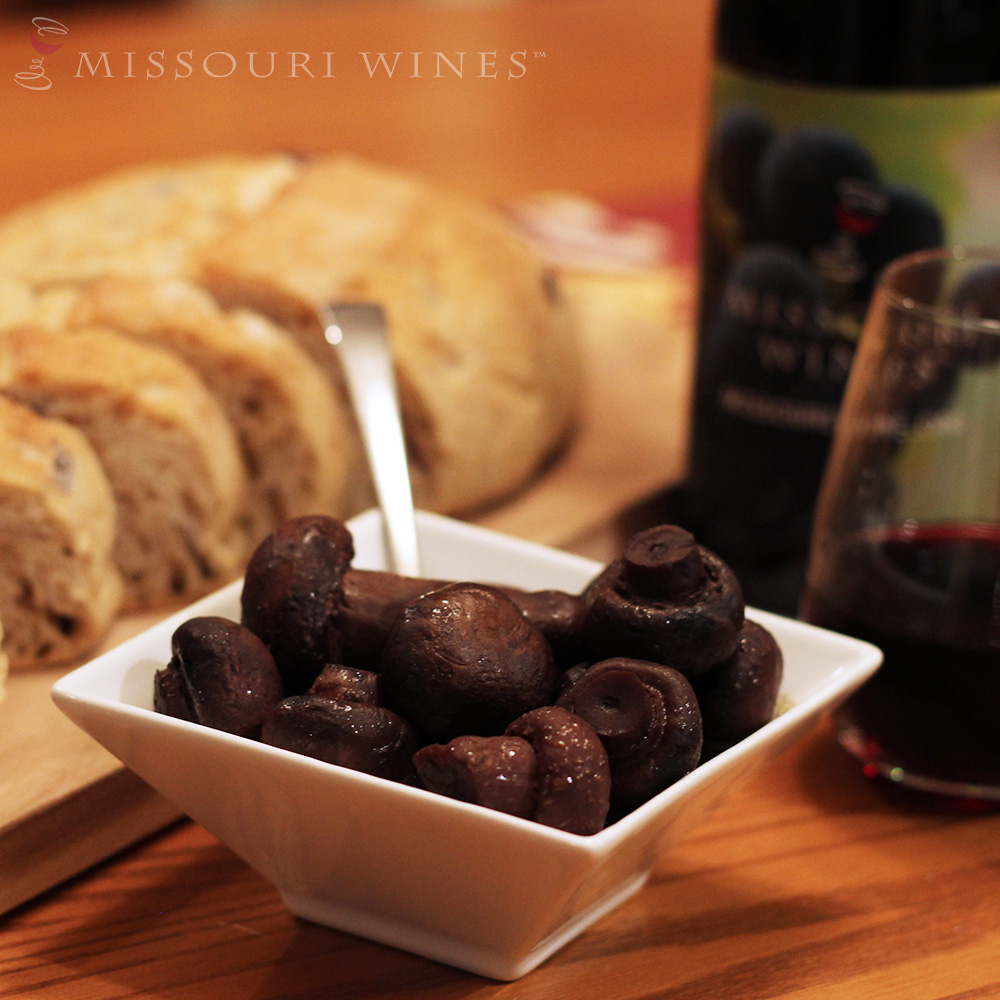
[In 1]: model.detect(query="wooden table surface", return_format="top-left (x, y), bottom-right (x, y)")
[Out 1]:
top-left (4, 2), bottom-right (1000, 998)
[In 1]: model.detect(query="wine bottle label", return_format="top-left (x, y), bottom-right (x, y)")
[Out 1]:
top-left (700, 63), bottom-right (1000, 398)
top-left (689, 62), bottom-right (1000, 578)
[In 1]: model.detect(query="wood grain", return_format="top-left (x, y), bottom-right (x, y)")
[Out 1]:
top-left (3, 722), bottom-right (999, 999)
top-left (0, 614), bottom-right (179, 915)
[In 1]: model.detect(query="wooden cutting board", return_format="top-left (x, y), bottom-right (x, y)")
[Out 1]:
top-left (0, 262), bottom-right (694, 914)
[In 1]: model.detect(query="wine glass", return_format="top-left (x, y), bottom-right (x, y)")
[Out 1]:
top-left (800, 247), bottom-right (1000, 807)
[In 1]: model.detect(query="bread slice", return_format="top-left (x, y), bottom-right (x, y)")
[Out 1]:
top-left (0, 279), bottom-right (36, 328)
top-left (0, 396), bottom-right (122, 669)
top-left (0, 326), bottom-right (248, 611)
top-left (68, 276), bottom-right (354, 544)
top-left (0, 155), bottom-right (300, 289)
top-left (201, 154), bottom-right (581, 515)
top-left (0, 278), bottom-right (79, 333)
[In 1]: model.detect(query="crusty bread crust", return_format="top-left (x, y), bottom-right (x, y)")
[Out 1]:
top-left (0, 326), bottom-right (247, 611)
top-left (1, 154), bottom-right (580, 520)
top-left (0, 396), bottom-right (123, 668)
top-left (0, 155), bottom-right (300, 288)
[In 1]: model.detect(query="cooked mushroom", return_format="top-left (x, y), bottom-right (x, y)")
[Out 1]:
top-left (583, 524), bottom-right (745, 678)
top-left (557, 657), bottom-right (702, 814)
top-left (153, 616), bottom-right (284, 739)
top-left (240, 515), bottom-right (586, 685)
top-left (341, 571), bottom-right (586, 669)
top-left (496, 586), bottom-right (588, 667)
top-left (693, 619), bottom-right (783, 760)
top-left (262, 695), bottom-right (418, 783)
top-left (240, 515), bottom-right (355, 693)
top-left (379, 583), bottom-right (559, 743)
top-left (506, 705), bottom-right (611, 835)
top-left (413, 735), bottom-right (537, 818)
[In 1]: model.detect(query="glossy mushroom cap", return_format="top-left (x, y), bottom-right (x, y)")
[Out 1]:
top-left (240, 515), bottom-right (355, 694)
top-left (583, 524), bottom-right (745, 678)
top-left (379, 583), bottom-right (559, 743)
top-left (506, 706), bottom-right (611, 835)
top-left (154, 615), bottom-right (284, 740)
top-left (558, 657), bottom-right (703, 814)
top-left (694, 619), bottom-right (783, 759)
top-left (263, 695), bottom-right (418, 783)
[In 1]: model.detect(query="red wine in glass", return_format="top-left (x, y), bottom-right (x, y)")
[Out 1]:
top-left (800, 521), bottom-right (1000, 802)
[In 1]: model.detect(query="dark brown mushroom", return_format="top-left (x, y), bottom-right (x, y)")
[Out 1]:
top-left (262, 695), bottom-right (418, 783)
top-left (583, 524), bottom-right (745, 678)
top-left (693, 619), bottom-right (783, 760)
top-left (506, 705), bottom-right (611, 835)
top-left (339, 570), bottom-right (587, 670)
top-left (413, 735), bottom-right (537, 818)
top-left (240, 516), bottom-right (587, 684)
top-left (240, 515), bottom-right (355, 694)
top-left (558, 661), bottom-right (592, 695)
top-left (153, 616), bottom-right (284, 739)
top-left (557, 657), bottom-right (702, 814)
top-left (379, 583), bottom-right (559, 743)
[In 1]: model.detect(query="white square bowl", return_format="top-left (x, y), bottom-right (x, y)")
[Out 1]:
top-left (52, 509), bottom-right (881, 980)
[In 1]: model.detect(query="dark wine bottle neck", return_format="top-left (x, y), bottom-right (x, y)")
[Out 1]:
top-left (716, 0), bottom-right (1000, 87)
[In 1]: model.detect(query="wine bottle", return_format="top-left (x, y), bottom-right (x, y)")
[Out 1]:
top-left (683, 0), bottom-right (1000, 615)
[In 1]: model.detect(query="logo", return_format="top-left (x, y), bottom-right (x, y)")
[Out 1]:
top-left (15, 16), bottom-right (68, 90)
top-left (15, 21), bottom-right (544, 90)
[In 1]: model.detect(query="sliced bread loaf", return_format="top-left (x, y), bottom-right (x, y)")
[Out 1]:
top-left (200, 154), bottom-right (581, 515)
top-left (0, 326), bottom-right (248, 611)
top-left (0, 396), bottom-right (122, 668)
top-left (68, 276), bottom-right (354, 544)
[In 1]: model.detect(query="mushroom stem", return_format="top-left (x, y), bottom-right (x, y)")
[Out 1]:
top-left (622, 525), bottom-right (706, 599)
